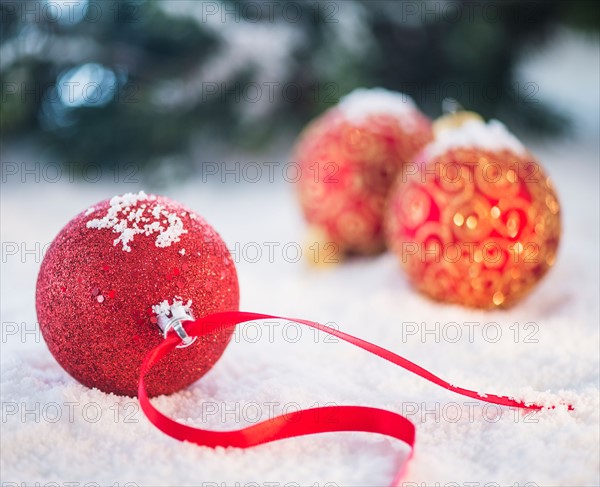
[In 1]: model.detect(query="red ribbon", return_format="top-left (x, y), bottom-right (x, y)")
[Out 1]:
top-left (139, 311), bottom-right (545, 486)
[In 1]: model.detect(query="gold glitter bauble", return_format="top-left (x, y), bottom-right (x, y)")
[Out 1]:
top-left (385, 141), bottom-right (561, 309)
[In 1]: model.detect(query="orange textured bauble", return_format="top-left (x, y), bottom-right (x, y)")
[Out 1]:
top-left (294, 88), bottom-right (433, 256)
top-left (385, 118), bottom-right (561, 309)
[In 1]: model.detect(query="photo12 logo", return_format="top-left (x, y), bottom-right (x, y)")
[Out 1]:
top-left (1, 161), bottom-right (140, 184)
top-left (401, 401), bottom-right (540, 425)
top-left (0, 1), bottom-right (141, 24)
top-left (2, 400), bottom-right (140, 425)
top-left (400, 483), bottom-right (539, 487)
top-left (162, 1), bottom-right (340, 24)
top-left (198, 483), bottom-right (339, 487)
top-left (401, 321), bottom-right (540, 344)
top-left (199, 160), bottom-right (339, 184)
top-left (1, 482), bottom-right (138, 487)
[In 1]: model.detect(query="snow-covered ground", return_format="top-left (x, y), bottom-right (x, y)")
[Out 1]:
top-left (2, 31), bottom-right (599, 487)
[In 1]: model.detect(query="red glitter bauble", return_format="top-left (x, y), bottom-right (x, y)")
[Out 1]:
top-left (294, 88), bottom-right (433, 256)
top-left (384, 116), bottom-right (561, 309)
top-left (36, 192), bottom-right (239, 397)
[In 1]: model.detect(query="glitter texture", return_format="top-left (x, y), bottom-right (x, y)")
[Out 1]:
top-left (294, 91), bottom-right (433, 255)
top-left (36, 194), bottom-right (239, 397)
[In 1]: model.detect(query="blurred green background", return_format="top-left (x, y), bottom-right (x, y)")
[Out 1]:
top-left (1, 0), bottom-right (598, 174)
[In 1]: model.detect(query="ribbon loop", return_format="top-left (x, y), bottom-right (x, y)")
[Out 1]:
top-left (139, 311), bottom-right (547, 486)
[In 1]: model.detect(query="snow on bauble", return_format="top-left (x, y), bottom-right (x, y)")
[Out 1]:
top-left (294, 88), bottom-right (433, 257)
top-left (36, 191), bottom-right (239, 397)
top-left (384, 115), bottom-right (561, 309)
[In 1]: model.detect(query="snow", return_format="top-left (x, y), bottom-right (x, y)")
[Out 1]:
top-left (338, 87), bottom-right (419, 130)
top-left (86, 190), bottom-right (188, 251)
top-left (1, 30), bottom-right (599, 487)
top-left (1, 134), bottom-right (598, 486)
top-left (425, 119), bottom-right (528, 158)
top-left (152, 299), bottom-right (194, 335)
top-left (151, 298), bottom-right (193, 320)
